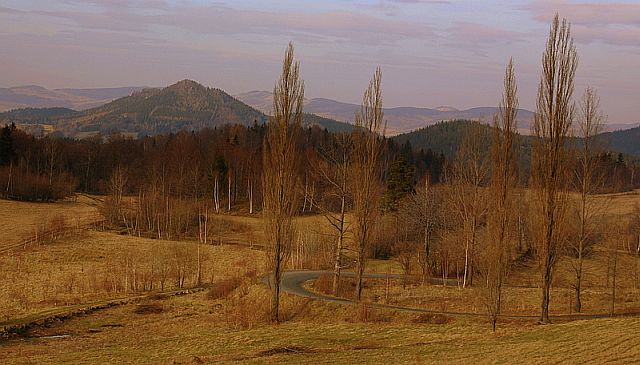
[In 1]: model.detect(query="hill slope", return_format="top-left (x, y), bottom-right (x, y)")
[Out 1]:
top-left (1, 81), bottom-right (352, 137)
top-left (600, 126), bottom-right (640, 157)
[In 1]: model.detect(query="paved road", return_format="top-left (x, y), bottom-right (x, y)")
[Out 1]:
top-left (276, 270), bottom-right (617, 320)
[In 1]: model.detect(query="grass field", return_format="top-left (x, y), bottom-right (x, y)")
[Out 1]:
top-left (0, 194), bottom-right (102, 250)
top-left (0, 194), bottom-right (639, 364)
top-left (1, 289), bottom-right (638, 364)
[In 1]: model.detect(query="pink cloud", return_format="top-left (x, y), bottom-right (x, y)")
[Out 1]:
top-left (148, 5), bottom-right (434, 45)
top-left (529, 0), bottom-right (640, 25)
top-left (449, 22), bottom-right (526, 45)
top-left (527, 0), bottom-right (640, 46)
top-left (20, 3), bottom-right (433, 45)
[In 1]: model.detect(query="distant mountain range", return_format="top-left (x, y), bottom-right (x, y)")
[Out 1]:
top-left (0, 80), bottom-right (638, 136)
top-left (0, 85), bottom-right (144, 111)
top-left (235, 90), bottom-right (536, 135)
top-left (0, 80), bottom-right (351, 137)
top-left (236, 90), bottom-right (638, 135)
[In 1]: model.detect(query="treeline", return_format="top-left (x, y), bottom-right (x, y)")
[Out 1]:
top-left (394, 119), bottom-right (639, 192)
top-left (0, 121), bottom-right (444, 207)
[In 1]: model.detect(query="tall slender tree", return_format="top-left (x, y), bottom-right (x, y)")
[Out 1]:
top-left (484, 59), bottom-right (518, 331)
top-left (263, 42), bottom-right (304, 322)
top-left (530, 14), bottom-right (578, 324)
top-left (352, 67), bottom-right (385, 301)
top-left (571, 87), bottom-right (606, 313)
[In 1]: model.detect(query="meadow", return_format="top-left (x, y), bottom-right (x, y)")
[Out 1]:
top-left (0, 192), bottom-right (639, 364)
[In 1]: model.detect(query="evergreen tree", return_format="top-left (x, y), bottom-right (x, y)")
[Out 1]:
top-left (0, 124), bottom-right (16, 166)
top-left (382, 156), bottom-right (415, 212)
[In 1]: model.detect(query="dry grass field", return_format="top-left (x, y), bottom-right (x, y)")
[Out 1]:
top-left (0, 194), bottom-right (102, 250)
top-left (1, 288), bottom-right (638, 364)
top-left (0, 193), bottom-right (639, 364)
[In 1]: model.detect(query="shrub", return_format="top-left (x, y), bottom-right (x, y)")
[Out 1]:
top-left (207, 277), bottom-right (244, 300)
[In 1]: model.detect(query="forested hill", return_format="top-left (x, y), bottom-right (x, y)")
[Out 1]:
top-left (600, 126), bottom-right (640, 157)
top-left (0, 80), bottom-right (353, 137)
top-left (0, 107), bottom-right (76, 124)
top-left (392, 120), bottom-right (499, 159)
top-left (392, 119), bottom-right (640, 160)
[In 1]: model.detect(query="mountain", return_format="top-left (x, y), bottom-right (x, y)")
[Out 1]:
top-left (392, 120), bottom-right (499, 159)
top-left (236, 91), bottom-right (535, 135)
top-left (393, 119), bottom-right (640, 163)
top-left (0, 85), bottom-right (143, 112)
top-left (234, 90), bottom-right (273, 114)
top-left (600, 126), bottom-right (640, 157)
top-left (1, 80), bottom-right (352, 137)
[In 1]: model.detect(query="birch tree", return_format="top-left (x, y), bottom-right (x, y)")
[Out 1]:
top-left (448, 122), bottom-right (489, 288)
top-left (315, 133), bottom-right (352, 295)
top-left (570, 87), bottom-right (606, 312)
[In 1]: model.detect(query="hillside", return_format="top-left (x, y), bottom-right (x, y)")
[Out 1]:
top-left (0, 85), bottom-right (142, 112)
top-left (0, 81), bottom-right (352, 137)
top-left (600, 126), bottom-right (640, 157)
top-left (53, 80), bottom-right (268, 137)
top-left (393, 119), bottom-right (640, 160)
top-left (0, 107), bottom-right (76, 124)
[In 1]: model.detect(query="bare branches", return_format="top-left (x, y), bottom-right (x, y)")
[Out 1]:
top-left (569, 87), bottom-right (607, 313)
top-left (447, 122), bottom-right (490, 288)
top-left (352, 67), bottom-right (385, 301)
top-left (263, 42), bottom-right (304, 322)
top-left (484, 59), bottom-right (519, 331)
top-left (530, 14), bottom-right (578, 324)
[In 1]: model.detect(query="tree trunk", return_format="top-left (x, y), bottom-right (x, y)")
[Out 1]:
top-left (248, 178), bottom-right (253, 214)
top-left (332, 194), bottom-right (346, 296)
top-left (271, 243), bottom-right (282, 323)
top-left (574, 253), bottom-right (583, 313)
top-left (540, 258), bottom-right (552, 324)
top-left (355, 239), bottom-right (366, 301)
top-left (228, 174), bottom-right (232, 212)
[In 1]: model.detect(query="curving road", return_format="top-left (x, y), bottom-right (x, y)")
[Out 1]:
top-left (277, 270), bottom-right (616, 320)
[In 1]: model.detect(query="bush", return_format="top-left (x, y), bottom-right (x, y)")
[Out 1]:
top-left (0, 167), bottom-right (76, 202)
top-left (207, 277), bottom-right (244, 300)
top-left (313, 273), bottom-right (333, 295)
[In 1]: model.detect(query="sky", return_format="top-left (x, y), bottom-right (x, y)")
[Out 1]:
top-left (0, 0), bottom-right (639, 124)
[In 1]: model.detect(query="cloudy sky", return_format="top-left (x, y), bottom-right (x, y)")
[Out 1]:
top-left (1, 0), bottom-right (638, 124)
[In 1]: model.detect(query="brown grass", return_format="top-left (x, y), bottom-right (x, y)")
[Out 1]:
top-left (0, 191), bottom-right (639, 364)
top-left (0, 195), bottom-right (101, 250)
top-left (1, 289), bottom-right (638, 364)
top-left (0, 230), bottom-right (264, 322)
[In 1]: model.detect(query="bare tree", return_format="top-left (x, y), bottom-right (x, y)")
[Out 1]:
top-left (399, 176), bottom-right (443, 283)
top-left (484, 59), bottom-right (518, 332)
top-left (448, 122), bottom-right (489, 288)
top-left (314, 133), bottom-right (352, 295)
top-left (263, 42), bottom-right (303, 322)
top-left (352, 67), bottom-right (385, 301)
top-left (530, 14), bottom-right (578, 324)
top-left (105, 165), bottom-right (129, 229)
top-left (570, 87), bottom-right (606, 312)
